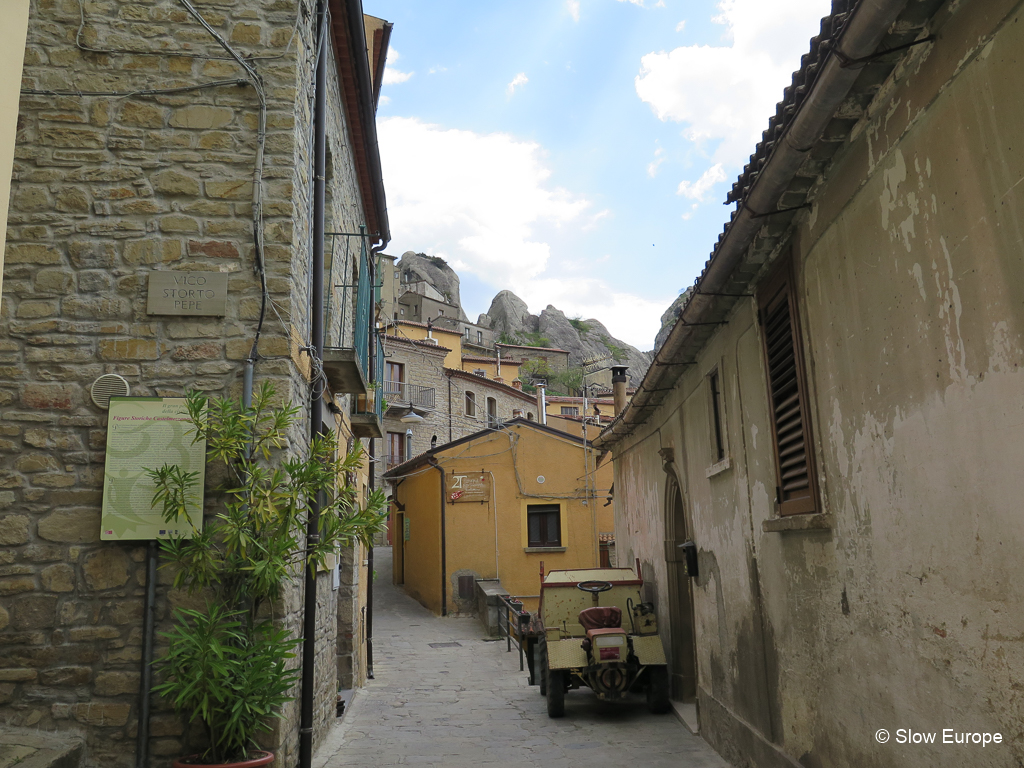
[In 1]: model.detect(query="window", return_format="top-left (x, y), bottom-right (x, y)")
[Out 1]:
top-left (709, 370), bottom-right (725, 462)
top-left (465, 391), bottom-right (477, 417)
top-left (486, 397), bottom-right (497, 428)
top-left (464, 327), bottom-right (471, 340)
top-left (477, 330), bottom-right (483, 343)
top-left (387, 431), bottom-right (405, 469)
top-left (527, 504), bottom-right (561, 547)
top-left (385, 362), bottom-right (404, 399)
top-left (527, 412), bottom-right (534, 421)
top-left (473, 369), bottom-right (486, 377)
top-left (758, 254), bottom-right (818, 516)
top-left (560, 406), bottom-right (579, 416)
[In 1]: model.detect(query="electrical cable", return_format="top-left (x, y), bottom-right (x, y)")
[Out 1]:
top-left (20, 79), bottom-right (248, 98)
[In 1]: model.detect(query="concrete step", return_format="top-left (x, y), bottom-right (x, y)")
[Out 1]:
top-left (0, 726), bottom-right (84, 768)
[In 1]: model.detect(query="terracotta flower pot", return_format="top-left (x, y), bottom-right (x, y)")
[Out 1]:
top-left (173, 751), bottom-right (274, 768)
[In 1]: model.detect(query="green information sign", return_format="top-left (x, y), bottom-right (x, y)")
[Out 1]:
top-left (101, 397), bottom-right (206, 541)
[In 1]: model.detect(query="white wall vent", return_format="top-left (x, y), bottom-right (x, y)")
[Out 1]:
top-left (90, 374), bottom-right (130, 409)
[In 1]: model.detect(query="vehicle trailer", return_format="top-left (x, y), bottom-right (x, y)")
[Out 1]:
top-left (522, 562), bottom-right (670, 717)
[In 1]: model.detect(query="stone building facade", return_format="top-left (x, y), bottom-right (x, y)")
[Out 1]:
top-left (0, 0), bottom-right (389, 766)
top-left (597, 1), bottom-right (1024, 766)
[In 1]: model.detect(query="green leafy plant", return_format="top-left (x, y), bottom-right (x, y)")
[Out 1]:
top-left (568, 316), bottom-right (591, 334)
top-left (148, 383), bottom-right (387, 764)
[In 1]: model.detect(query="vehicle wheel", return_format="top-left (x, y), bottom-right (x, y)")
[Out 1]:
top-left (646, 666), bottom-right (670, 714)
top-left (537, 642), bottom-right (546, 695)
top-left (547, 669), bottom-right (565, 717)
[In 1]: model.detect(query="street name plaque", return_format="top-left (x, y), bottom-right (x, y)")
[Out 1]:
top-left (147, 270), bottom-right (228, 316)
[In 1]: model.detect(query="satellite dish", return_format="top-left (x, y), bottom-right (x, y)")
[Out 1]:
top-left (90, 374), bottom-right (131, 409)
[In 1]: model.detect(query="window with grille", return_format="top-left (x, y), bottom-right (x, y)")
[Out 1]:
top-left (527, 504), bottom-right (561, 547)
top-left (560, 406), bottom-right (579, 416)
top-left (758, 256), bottom-right (818, 516)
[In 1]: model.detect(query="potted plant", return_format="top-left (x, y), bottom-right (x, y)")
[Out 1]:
top-left (147, 383), bottom-right (386, 766)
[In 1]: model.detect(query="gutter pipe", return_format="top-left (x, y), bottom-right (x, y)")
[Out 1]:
top-left (428, 458), bottom-right (448, 616)
top-left (600, 0), bottom-right (910, 445)
top-left (344, 0), bottom-right (390, 248)
top-left (298, 2), bottom-right (328, 766)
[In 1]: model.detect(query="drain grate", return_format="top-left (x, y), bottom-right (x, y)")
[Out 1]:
top-left (428, 642), bottom-right (462, 648)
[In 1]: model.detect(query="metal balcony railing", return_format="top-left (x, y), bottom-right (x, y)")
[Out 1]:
top-left (382, 380), bottom-right (435, 409)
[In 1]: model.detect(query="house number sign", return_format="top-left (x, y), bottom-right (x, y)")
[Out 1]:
top-left (147, 271), bottom-right (228, 316)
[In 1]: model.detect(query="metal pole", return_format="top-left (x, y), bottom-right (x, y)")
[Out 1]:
top-left (299, 3), bottom-right (327, 766)
top-left (135, 540), bottom-right (158, 768)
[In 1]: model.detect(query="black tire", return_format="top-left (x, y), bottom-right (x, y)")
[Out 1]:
top-left (547, 669), bottom-right (565, 717)
top-left (646, 666), bottom-right (670, 714)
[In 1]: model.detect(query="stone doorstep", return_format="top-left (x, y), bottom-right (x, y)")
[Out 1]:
top-left (0, 726), bottom-right (84, 768)
top-left (671, 700), bottom-right (699, 735)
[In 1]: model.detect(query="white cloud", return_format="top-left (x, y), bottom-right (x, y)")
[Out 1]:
top-left (376, 117), bottom-right (662, 347)
top-left (383, 67), bottom-right (413, 85)
top-left (647, 147), bottom-right (665, 178)
top-left (428, 65), bottom-right (447, 74)
top-left (675, 20), bottom-right (686, 32)
top-left (506, 72), bottom-right (528, 98)
top-left (677, 163), bottom-right (726, 201)
top-left (567, 0), bottom-right (580, 22)
top-left (617, 0), bottom-right (646, 5)
top-left (636, 0), bottom-right (831, 194)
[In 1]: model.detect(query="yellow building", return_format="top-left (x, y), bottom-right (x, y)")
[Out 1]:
top-left (391, 319), bottom-right (464, 368)
top-left (383, 419), bottom-right (613, 615)
top-left (460, 353), bottom-right (522, 382)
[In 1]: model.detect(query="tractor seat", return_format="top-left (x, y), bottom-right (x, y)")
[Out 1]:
top-left (578, 606), bottom-right (622, 632)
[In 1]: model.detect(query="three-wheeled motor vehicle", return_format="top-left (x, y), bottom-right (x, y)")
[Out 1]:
top-left (522, 563), bottom-right (670, 717)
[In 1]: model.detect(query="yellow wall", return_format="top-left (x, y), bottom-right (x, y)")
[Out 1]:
top-left (392, 465), bottom-right (443, 612)
top-left (460, 358), bottom-right (521, 381)
top-left (0, 0), bottom-right (30, 297)
top-left (394, 322), bottom-right (463, 369)
top-left (393, 424), bottom-right (613, 615)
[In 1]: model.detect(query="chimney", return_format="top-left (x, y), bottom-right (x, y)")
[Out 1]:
top-left (612, 366), bottom-right (628, 417)
top-left (512, 379), bottom-right (522, 391)
top-left (536, 383), bottom-right (547, 425)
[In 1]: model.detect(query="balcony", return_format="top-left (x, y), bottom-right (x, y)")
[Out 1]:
top-left (382, 381), bottom-right (436, 411)
top-left (322, 231), bottom-right (373, 396)
top-left (350, 334), bottom-right (384, 439)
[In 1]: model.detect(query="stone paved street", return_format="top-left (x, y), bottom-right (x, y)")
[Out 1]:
top-left (314, 547), bottom-right (731, 768)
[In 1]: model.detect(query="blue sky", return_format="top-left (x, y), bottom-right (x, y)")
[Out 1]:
top-left (369, 0), bottom-right (832, 349)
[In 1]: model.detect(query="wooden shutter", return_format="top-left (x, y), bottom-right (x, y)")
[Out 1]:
top-left (758, 257), bottom-right (818, 516)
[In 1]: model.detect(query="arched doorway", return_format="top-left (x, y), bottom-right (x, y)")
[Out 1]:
top-left (666, 475), bottom-right (697, 701)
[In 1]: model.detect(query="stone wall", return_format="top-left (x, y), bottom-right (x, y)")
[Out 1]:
top-left (1, 0), bottom-right (376, 764)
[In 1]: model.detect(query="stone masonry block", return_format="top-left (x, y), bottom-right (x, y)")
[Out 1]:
top-left (158, 215), bottom-right (200, 233)
top-left (82, 549), bottom-right (131, 590)
top-left (40, 666), bottom-right (92, 686)
top-left (40, 563), bottom-right (76, 592)
top-left (171, 342), bottom-right (220, 361)
top-left (205, 179), bottom-right (253, 199)
top-left (187, 240), bottom-right (239, 259)
top-left (34, 269), bottom-right (75, 294)
top-left (119, 101), bottom-right (165, 128)
top-left (170, 105), bottom-right (233, 130)
top-left (21, 383), bottom-right (80, 410)
top-left (16, 300), bottom-right (58, 319)
top-left (123, 239), bottom-right (182, 265)
top-left (5, 244), bottom-right (62, 264)
top-left (93, 671), bottom-right (139, 696)
top-left (55, 186), bottom-right (90, 213)
top-left (37, 510), bottom-right (100, 544)
top-left (12, 594), bottom-right (58, 629)
top-left (72, 701), bottom-right (132, 727)
top-left (0, 515), bottom-right (31, 545)
top-left (98, 339), bottom-right (159, 361)
top-left (152, 170), bottom-right (201, 196)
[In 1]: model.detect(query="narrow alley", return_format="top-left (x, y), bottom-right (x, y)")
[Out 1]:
top-left (314, 547), bottom-right (730, 768)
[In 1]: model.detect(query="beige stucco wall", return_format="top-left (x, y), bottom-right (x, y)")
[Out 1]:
top-left (611, 1), bottom-right (1024, 766)
top-left (0, 0), bottom-right (30, 297)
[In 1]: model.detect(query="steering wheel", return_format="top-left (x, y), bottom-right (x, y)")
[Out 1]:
top-left (577, 580), bottom-right (613, 593)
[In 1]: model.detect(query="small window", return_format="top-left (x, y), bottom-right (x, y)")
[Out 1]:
top-left (527, 412), bottom-right (535, 421)
top-left (438, 309), bottom-right (444, 316)
top-left (486, 397), bottom-right (497, 428)
top-left (528, 504), bottom-right (561, 547)
top-left (477, 330), bottom-right (483, 343)
top-left (400, 308), bottom-right (404, 316)
top-left (387, 431), bottom-right (405, 469)
top-left (758, 253), bottom-right (818, 516)
top-left (560, 406), bottom-right (579, 416)
top-left (464, 327), bottom-right (471, 340)
top-left (465, 391), bottom-right (477, 417)
top-left (709, 370), bottom-right (725, 462)
top-left (474, 368), bottom-right (486, 377)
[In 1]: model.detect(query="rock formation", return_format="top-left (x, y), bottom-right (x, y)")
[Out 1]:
top-left (653, 287), bottom-right (692, 353)
top-left (398, 251), bottom-right (468, 321)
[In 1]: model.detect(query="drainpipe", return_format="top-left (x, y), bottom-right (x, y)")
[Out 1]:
top-left (610, 0), bottom-right (913, 437)
top-left (428, 458), bottom-right (448, 616)
top-left (298, 2), bottom-right (328, 766)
